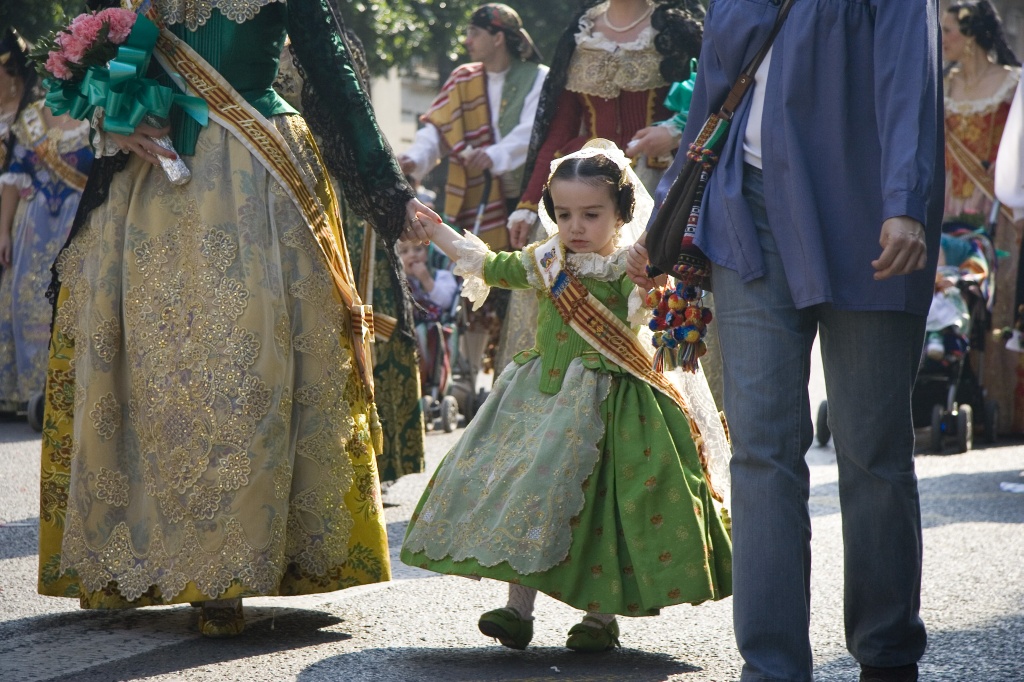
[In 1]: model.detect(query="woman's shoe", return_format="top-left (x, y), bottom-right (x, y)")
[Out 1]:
top-left (565, 616), bottom-right (620, 652)
top-left (478, 607), bottom-right (533, 650)
top-left (198, 599), bottom-right (245, 638)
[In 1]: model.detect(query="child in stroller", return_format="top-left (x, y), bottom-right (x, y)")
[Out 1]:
top-left (399, 240), bottom-right (462, 432)
top-left (918, 228), bottom-right (996, 452)
top-left (400, 241), bottom-right (488, 432)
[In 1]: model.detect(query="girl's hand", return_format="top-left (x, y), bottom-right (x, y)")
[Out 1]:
top-left (107, 123), bottom-right (177, 167)
top-left (404, 198), bottom-right (442, 243)
top-left (626, 235), bottom-right (658, 289)
top-left (0, 229), bottom-right (11, 268)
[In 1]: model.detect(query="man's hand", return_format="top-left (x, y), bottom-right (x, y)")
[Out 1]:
top-left (398, 155), bottom-right (417, 175)
top-left (872, 216), bottom-right (928, 280)
top-left (463, 148), bottom-right (494, 173)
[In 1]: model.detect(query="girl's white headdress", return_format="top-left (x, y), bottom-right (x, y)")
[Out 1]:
top-left (538, 138), bottom-right (655, 248)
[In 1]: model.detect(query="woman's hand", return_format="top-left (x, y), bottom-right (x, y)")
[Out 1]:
top-left (403, 198), bottom-right (442, 243)
top-left (507, 213), bottom-right (535, 250)
top-left (107, 123), bottom-right (177, 167)
top-left (627, 126), bottom-right (681, 159)
top-left (0, 229), bottom-right (11, 268)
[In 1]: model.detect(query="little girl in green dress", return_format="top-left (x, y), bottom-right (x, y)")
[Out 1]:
top-left (400, 139), bottom-right (732, 652)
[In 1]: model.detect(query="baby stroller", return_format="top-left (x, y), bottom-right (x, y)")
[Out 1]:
top-left (816, 225), bottom-right (996, 453)
top-left (417, 250), bottom-right (488, 432)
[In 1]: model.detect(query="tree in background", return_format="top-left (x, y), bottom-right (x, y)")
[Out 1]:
top-left (338, 0), bottom-right (575, 85)
top-left (0, 0), bottom-right (85, 42)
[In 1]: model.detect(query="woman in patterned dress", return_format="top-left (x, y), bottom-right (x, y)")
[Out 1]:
top-left (942, 0), bottom-right (1022, 433)
top-left (37, 0), bottom-right (436, 637)
top-left (0, 102), bottom-right (92, 418)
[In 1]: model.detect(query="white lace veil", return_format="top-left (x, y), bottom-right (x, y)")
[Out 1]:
top-left (537, 139), bottom-right (655, 249)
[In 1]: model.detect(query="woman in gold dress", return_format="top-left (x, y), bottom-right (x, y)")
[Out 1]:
top-left (37, 0), bottom-right (436, 636)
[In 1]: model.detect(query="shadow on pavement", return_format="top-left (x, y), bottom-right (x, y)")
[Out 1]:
top-left (0, 516), bottom-right (37, 560)
top-left (38, 607), bottom-right (352, 682)
top-left (812, 609), bottom-right (1024, 682)
top-left (298, 646), bottom-right (702, 682)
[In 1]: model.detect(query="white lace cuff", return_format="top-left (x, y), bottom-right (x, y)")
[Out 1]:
top-left (452, 231), bottom-right (492, 311)
top-left (627, 286), bottom-right (651, 327)
top-left (0, 172), bottom-right (31, 190)
top-left (508, 208), bottom-right (538, 228)
top-left (91, 108), bottom-right (122, 158)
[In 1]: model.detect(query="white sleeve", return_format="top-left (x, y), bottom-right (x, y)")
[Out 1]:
top-left (485, 66), bottom-right (549, 175)
top-left (402, 125), bottom-right (443, 182)
top-left (428, 270), bottom-right (458, 310)
top-left (996, 80), bottom-right (1024, 220)
top-left (451, 231), bottom-right (492, 310)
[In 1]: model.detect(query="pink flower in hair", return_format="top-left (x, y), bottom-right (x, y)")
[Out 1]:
top-left (98, 9), bottom-right (137, 44)
top-left (45, 51), bottom-right (73, 80)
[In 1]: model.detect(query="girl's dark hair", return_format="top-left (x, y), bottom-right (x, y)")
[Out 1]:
top-left (541, 153), bottom-right (635, 224)
top-left (948, 0), bottom-right (1021, 67)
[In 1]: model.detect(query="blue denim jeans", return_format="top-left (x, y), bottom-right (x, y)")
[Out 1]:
top-left (713, 167), bottom-right (927, 681)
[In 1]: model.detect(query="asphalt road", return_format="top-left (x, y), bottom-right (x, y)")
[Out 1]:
top-left (1, 345), bottom-right (1022, 682)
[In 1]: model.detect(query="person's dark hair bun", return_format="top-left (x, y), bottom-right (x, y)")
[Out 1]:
top-left (541, 152), bottom-right (636, 224)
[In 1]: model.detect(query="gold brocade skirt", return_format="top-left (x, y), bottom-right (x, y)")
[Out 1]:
top-left (37, 116), bottom-right (391, 607)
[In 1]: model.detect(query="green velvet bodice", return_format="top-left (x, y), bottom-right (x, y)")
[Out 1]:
top-left (483, 250), bottom-right (639, 395)
top-left (168, 5), bottom-right (297, 154)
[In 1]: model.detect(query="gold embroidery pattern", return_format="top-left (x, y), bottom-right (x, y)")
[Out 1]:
top-left (157, 0), bottom-right (287, 31)
top-left (565, 44), bottom-right (666, 99)
top-left (52, 136), bottom-right (363, 600)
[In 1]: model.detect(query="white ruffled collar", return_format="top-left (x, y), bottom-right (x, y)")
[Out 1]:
top-left (945, 66), bottom-right (1020, 116)
top-left (565, 246), bottom-right (629, 281)
top-left (576, 2), bottom-right (656, 53)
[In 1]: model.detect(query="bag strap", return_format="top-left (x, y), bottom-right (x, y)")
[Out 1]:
top-left (718, 0), bottom-right (797, 120)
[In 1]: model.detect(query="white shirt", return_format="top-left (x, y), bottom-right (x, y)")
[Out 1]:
top-left (403, 64), bottom-right (549, 181)
top-left (742, 47), bottom-right (773, 169)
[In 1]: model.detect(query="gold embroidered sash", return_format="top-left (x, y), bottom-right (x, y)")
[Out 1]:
top-left (150, 26), bottom-right (377, 395)
top-left (20, 105), bottom-right (88, 193)
top-left (947, 130), bottom-right (1015, 223)
top-left (531, 236), bottom-right (722, 501)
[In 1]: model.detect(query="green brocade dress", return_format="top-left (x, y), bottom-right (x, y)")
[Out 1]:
top-left (401, 241), bottom-right (732, 616)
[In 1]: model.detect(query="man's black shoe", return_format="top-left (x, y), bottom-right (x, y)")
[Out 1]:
top-left (859, 663), bottom-right (918, 682)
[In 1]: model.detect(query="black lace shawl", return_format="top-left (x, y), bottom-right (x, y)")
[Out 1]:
top-left (518, 0), bottom-right (705, 201)
top-left (50, 0), bottom-right (416, 331)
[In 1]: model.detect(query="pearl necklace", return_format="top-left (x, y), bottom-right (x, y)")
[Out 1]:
top-left (602, 2), bottom-right (654, 33)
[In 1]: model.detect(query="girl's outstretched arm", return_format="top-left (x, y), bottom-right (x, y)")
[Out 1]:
top-left (402, 215), bottom-right (465, 264)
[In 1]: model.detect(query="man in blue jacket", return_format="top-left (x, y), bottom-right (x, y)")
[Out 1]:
top-left (629, 1), bottom-right (943, 681)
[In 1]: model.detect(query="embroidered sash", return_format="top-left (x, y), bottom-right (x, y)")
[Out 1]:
top-left (531, 236), bottom-right (723, 501)
top-left (150, 25), bottom-right (377, 395)
top-left (19, 105), bottom-right (88, 193)
top-left (355, 228), bottom-right (398, 343)
top-left (947, 130), bottom-right (1015, 223)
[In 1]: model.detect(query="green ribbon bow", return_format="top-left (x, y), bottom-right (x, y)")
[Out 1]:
top-left (43, 15), bottom-right (208, 135)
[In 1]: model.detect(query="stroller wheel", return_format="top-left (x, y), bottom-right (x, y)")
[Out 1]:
top-left (440, 395), bottom-right (459, 433)
top-left (955, 404), bottom-right (973, 454)
top-left (27, 393), bottom-right (45, 433)
top-left (815, 401), bottom-right (830, 446)
top-left (983, 399), bottom-right (999, 444)
top-left (929, 404), bottom-right (945, 454)
top-left (420, 396), bottom-right (434, 432)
